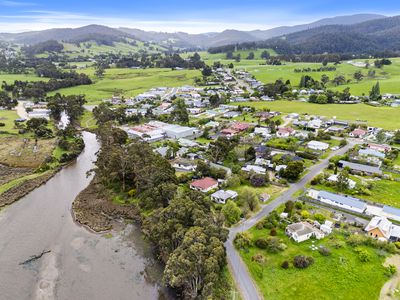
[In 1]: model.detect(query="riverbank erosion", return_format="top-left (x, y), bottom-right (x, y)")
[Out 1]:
top-left (0, 168), bottom-right (58, 207)
top-left (73, 177), bottom-right (139, 232)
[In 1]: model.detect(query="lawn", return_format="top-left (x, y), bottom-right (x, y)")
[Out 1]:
top-left (80, 110), bottom-right (97, 130)
top-left (232, 184), bottom-right (287, 202)
top-left (231, 101), bottom-right (400, 130)
top-left (239, 224), bottom-right (388, 300)
top-left (0, 109), bottom-right (20, 134)
top-left (49, 68), bottom-right (201, 103)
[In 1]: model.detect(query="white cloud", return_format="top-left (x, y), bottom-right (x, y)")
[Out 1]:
top-left (0, 0), bottom-right (35, 7)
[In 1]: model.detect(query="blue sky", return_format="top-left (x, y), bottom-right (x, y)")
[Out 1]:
top-left (1, 0), bottom-right (400, 33)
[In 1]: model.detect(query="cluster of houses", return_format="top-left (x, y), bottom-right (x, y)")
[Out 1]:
top-left (306, 189), bottom-right (400, 241)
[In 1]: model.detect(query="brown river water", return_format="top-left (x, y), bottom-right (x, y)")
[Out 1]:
top-left (0, 132), bottom-right (174, 300)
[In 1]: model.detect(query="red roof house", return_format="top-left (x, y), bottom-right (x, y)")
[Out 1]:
top-left (190, 177), bottom-right (218, 193)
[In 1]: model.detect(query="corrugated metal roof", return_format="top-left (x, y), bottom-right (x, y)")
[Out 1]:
top-left (318, 191), bottom-right (366, 210)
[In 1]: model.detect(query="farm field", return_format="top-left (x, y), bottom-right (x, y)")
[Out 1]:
top-left (50, 68), bottom-right (201, 103)
top-left (239, 219), bottom-right (389, 300)
top-left (0, 72), bottom-right (48, 84)
top-left (192, 52), bottom-right (400, 96)
top-left (231, 101), bottom-right (400, 130)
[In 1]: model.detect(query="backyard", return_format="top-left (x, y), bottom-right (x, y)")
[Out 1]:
top-left (239, 208), bottom-right (391, 300)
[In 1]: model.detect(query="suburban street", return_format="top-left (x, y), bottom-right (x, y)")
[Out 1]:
top-left (225, 142), bottom-right (354, 300)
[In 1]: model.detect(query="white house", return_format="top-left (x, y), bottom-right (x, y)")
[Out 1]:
top-left (307, 140), bottom-right (330, 151)
top-left (210, 190), bottom-right (238, 204)
top-left (241, 165), bottom-right (266, 175)
top-left (327, 174), bottom-right (356, 189)
top-left (286, 222), bottom-right (325, 243)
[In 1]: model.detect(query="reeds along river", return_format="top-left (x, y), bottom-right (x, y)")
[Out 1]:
top-left (0, 131), bottom-right (174, 300)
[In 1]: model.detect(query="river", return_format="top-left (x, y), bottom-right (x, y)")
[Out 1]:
top-left (0, 132), bottom-right (173, 300)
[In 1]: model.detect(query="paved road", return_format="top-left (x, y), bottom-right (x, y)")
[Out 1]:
top-left (225, 142), bottom-right (354, 300)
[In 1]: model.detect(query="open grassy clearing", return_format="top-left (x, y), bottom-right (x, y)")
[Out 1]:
top-left (231, 101), bottom-right (400, 130)
top-left (50, 68), bottom-right (200, 103)
top-left (0, 110), bottom-right (21, 134)
top-left (240, 220), bottom-right (388, 300)
top-left (0, 72), bottom-right (47, 84)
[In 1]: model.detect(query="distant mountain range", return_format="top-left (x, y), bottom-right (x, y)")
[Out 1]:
top-left (256, 15), bottom-right (400, 54)
top-left (0, 13), bottom-right (391, 50)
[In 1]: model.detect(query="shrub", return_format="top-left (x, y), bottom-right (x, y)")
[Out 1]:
top-left (255, 238), bottom-right (268, 249)
top-left (385, 264), bottom-right (397, 277)
top-left (301, 210), bottom-right (310, 219)
top-left (347, 234), bottom-right (367, 247)
top-left (319, 246), bottom-right (331, 256)
top-left (270, 228), bottom-right (277, 236)
top-left (234, 232), bottom-right (251, 249)
top-left (281, 260), bottom-right (289, 269)
top-left (294, 201), bottom-right (303, 209)
top-left (394, 242), bottom-right (400, 249)
top-left (256, 220), bottom-right (265, 230)
top-left (314, 213), bottom-right (326, 223)
top-left (0, 122), bottom-right (5, 127)
top-left (266, 237), bottom-right (287, 253)
top-left (354, 248), bottom-right (371, 262)
top-left (293, 256), bottom-right (314, 269)
top-left (252, 253), bottom-right (266, 264)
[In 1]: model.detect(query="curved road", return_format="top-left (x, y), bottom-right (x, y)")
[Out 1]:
top-left (226, 142), bottom-right (354, 300)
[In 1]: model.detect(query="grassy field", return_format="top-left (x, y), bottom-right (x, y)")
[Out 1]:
top-left (50, 68), bottom-right (201, 103)
top-left (0, 110), bottom-right (21, 134)
top-left (240, 222), bottom-right (388, 300)
top-left (0, 136), bottom-right (56, 168)
top-left (0, 73), bottom-right (47, 84)
top-left (188, 53), bottom-right (400, 96)
top-left (231, 101), bottom-right (399, 130)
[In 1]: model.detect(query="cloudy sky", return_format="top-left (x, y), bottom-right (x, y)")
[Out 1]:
top-left (0, 0), bottom-right (399, 33)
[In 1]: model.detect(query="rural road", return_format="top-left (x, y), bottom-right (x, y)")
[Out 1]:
top-left (225, 142), bottom-right (354, 300)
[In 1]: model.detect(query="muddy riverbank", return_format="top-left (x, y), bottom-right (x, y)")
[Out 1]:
top-left (73, 177), bottom-right (140, 232)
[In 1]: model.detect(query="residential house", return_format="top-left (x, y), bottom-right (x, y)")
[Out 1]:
top-left (210, 190), bottom-right (238, 204)
top-left (368, 143), bottom-right (391, 153)
top-left (349, 128), bottom-right (367, 138)
top-left (365, 216), bottom-right (392, 241)
top-left (359, 148), bottom-right (385, 159)
top-left (241, 165), bottom-right (266, 175)
top-left (307, 140), bottom-right (329, 151)
top-left (338, 160), bottom-right (382, 175)
top-left (327, 174), bottom-right (356, 189)
top-left (190, 177), bottom-right (218, 193)
top-left (286, 222), bottom-right (325, 243)
top-left (172, 159), bottom-right (196, 172)
top-left (276, 127), bottom-right (295, 138)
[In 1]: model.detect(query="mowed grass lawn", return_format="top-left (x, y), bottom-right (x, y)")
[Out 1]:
top-left (232, 101), bottom-right (400, 130)
top-left (240, 227), bottom-right (388, 300)
top-left (49, 68), bottom-right (201, 103)
top-left (0, 109), bottom-right (20, 134)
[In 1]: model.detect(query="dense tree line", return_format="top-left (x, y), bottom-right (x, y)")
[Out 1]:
top-left (2, 73), bottom-right (91, 100)
top-left (46, 93), bottom-right (86, 123)
top-left (22, 40), bottom-right (64, 56)
top-left (93, 125), bottom-right (228, 299)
